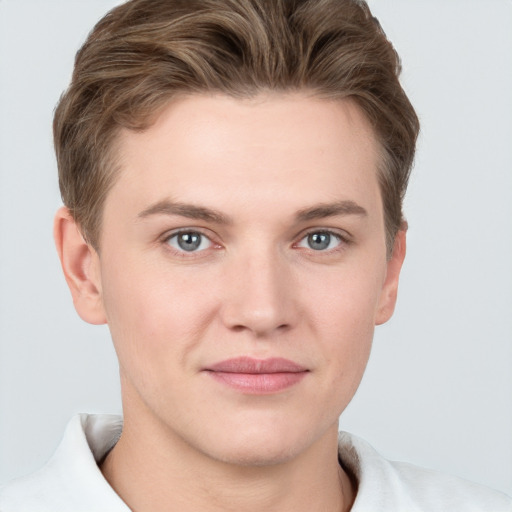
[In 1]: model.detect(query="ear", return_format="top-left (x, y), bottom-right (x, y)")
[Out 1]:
top-left (375, 228), bottom-right (407, 326)
top-left (54, 207), bottom-right (107, 325)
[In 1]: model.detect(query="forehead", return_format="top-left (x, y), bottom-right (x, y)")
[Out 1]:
top-left (108, 93), bottom-right (382, 221)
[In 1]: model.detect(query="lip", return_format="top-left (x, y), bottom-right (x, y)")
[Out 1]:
top-left (203, 357), bottom-right (309, 394)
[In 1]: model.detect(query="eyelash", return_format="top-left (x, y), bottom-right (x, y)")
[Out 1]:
top-left (160, 228), bottom-right (351, 257)
top-left (294, 229), bottom-right (351, 253)
top-left (162, 229), bottom-right (220, 258)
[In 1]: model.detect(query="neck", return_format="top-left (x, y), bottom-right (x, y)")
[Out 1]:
top-left (101, 388), bottom-right (355, 512)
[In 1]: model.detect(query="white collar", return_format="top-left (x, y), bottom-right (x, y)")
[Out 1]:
top-left (1, 414), bottom-right (129, 511)
top-left (1, 414), bottom-right (508, 511)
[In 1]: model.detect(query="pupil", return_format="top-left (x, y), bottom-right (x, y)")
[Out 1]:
top-left (178, 232), bottom-right (201, 251)
top-left (308, 232), bottom-right (330, 250)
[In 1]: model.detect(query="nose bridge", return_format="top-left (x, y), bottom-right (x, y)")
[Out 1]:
top-left (221, 242), bottom-right (295, 336)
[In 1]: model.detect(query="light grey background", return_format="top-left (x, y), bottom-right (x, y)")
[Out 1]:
top-left (1, 0), bottom-right (511, 496)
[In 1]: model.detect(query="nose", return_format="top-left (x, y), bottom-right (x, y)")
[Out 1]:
top-left (219, 247), bottom-right (298, 337)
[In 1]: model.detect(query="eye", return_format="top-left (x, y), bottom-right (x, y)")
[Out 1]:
top-left (166, 231), bottom-right (213, 252)
top-left (297, 231), bottom-right (342, 251)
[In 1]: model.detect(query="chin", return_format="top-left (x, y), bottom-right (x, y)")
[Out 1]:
top-left (210, 440), bottom-right (302, 467)
top-left (197, 419), bottom-right (326, 468)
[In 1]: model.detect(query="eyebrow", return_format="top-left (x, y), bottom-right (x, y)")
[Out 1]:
top-left (138, 198), bottom-right (367, 224)
top-left (295, 200), bottom-right (368, 222)
top-left (138, 199), bottom-right (232, 224)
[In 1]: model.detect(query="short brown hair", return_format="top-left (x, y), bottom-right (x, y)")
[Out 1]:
top-left (54, 0), bottom-right (419, 252)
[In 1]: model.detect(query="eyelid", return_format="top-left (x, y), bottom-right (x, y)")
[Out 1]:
top-left (161, 226), bottom-right (217, 242)
top-left (157, 226), bottom-right (352, 257)
top-left (295, 227), bottom-right (352, 242)
top-left (293, 227), bottom-right (352, 251)
top-left (160, 227), bottom-right (222, 256)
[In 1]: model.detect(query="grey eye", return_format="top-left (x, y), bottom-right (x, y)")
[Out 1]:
top-left (178, 232), bottom-right (201, 251)
top-left (297, 231), bottom-right (342, 251)
top-left (307, 232), bottom-right (332, 250)
top-left (167, 231), bottom-right (211, 252)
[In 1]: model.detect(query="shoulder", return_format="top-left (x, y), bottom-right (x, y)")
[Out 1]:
top-left (0, 414), bottom-right (127, 512)
top-left (338, 431), bottom-right (512, 512)
top-left (390, 459), bottom-right (512, 511)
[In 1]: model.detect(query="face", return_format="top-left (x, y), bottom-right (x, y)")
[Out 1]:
top-left (64, 93), bottom-right (404, 466)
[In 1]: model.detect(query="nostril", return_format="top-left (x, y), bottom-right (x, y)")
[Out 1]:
top-left (228, 322), bottom-right (291, 336)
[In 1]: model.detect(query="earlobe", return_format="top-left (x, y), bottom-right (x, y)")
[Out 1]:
top-left (53, 207), bottom-right (107, 325)
top-left (375, 228), bottom-right (407, 326)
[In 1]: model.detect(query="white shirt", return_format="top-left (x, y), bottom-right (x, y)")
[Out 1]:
top-left (1, 414), bottom-right (510, 511)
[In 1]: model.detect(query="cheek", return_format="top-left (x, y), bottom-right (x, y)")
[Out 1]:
top-left (302, 256), bottom-right (386, 332)
top-left (99, 258), bottom-right (217, 376)
top-left (301, 260), bottom-right (385, 387)
top-left (317, 302), bottom-right (375, 421)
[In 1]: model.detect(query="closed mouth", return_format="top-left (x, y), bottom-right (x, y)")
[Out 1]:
top-left (203, 357), bottom-right (309, 394)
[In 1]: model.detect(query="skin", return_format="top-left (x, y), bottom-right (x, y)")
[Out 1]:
top-left (54, 93), bottom-right (406, 512)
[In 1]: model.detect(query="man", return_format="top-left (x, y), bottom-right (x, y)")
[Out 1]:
top-left (1, 0), bottom-right (510, 510)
